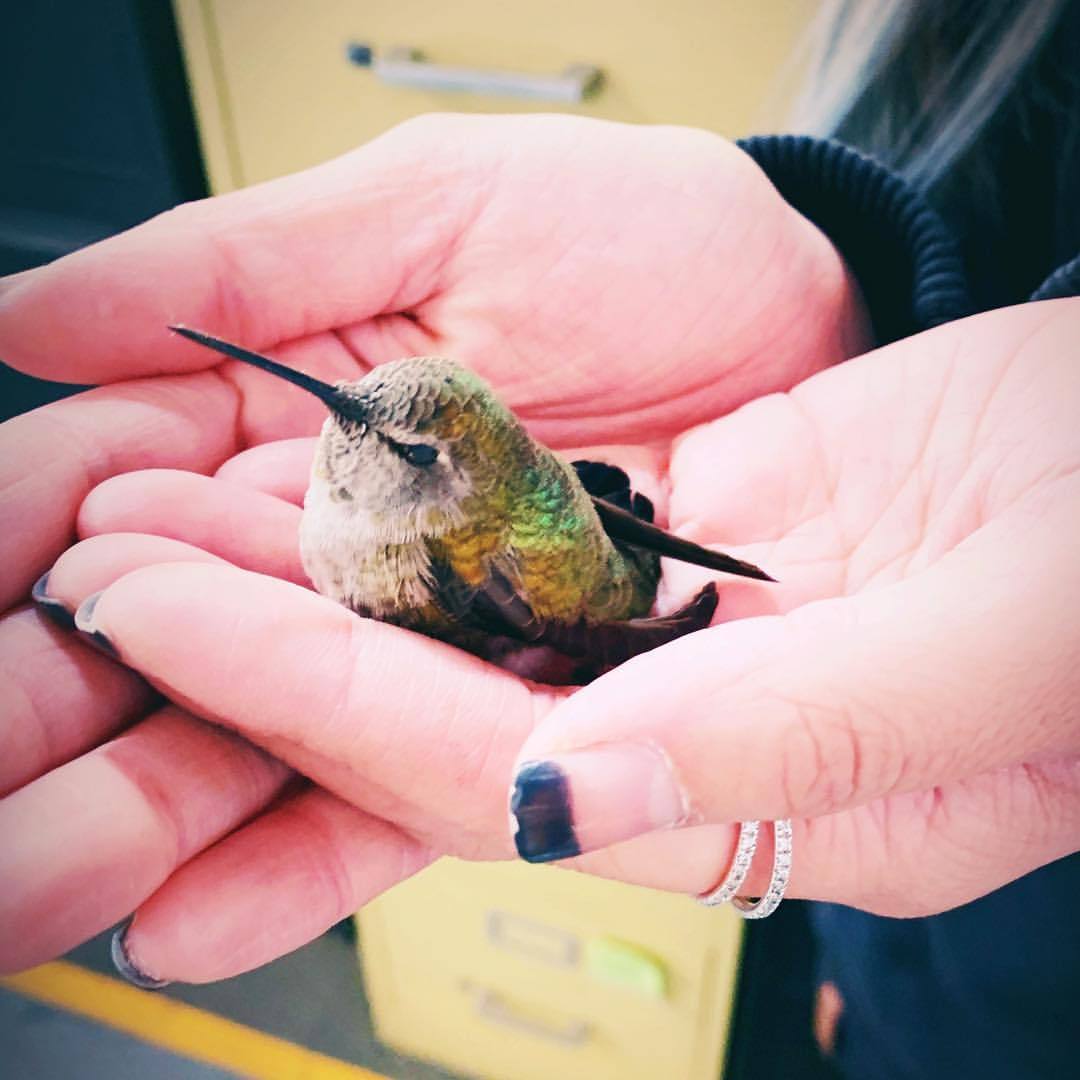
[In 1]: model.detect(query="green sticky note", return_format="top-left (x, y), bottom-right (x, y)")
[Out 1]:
top-left (584, 937), bottom-right (668, 998)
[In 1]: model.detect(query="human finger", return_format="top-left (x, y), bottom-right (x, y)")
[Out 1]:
top-left (77, 470), bottom-right (307, 585)
top-left (58, 558), bottom-right (1080, 931)
top-left (73, 562), bottom-right (550, 855)
top-left (0, 373), bottom-right (239, 610)
top-left (0, 706), bottom-right (290, 973)
top-left (0, 607), bottom-right (154, 796)
top-left (564, 754), bottom-right (1080, 917)
top-left (213, 438), bottom-right (316, 505)
top-left (0, 120), bottom-right (471, 384)
top-left (91, 752), bottom-right (1080, 987)
top-left (94, 752), bottom-right (1080, 986)
top-left (46, 533), bottom-right (230, 610)
top-left (508, 487), bottom-right (1080, 859)
top-left (5, 533), bottom-right (230, 791)
top-left (117, 786), bottom-right (430, 985)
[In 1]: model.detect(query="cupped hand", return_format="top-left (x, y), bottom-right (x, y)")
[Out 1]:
top-left (0, 113), bottom-right (867, 975)
top-left (6, 300), bottom-right (1077, 985)
top-left (0, 113), bottom-right (865, 450)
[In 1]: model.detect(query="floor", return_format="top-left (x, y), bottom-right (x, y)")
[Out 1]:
top-left (2, 986), bottom-right (233, 1080)
top-left (1, 903), bottom-right (836, 1080)
top-left (2, 922), bottom-right (459, 1080)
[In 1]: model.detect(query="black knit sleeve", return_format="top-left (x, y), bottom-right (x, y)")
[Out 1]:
top-left (1030, 252), bottom-right (1080, 301)
top-left (736, 135), bottom-right (974, 345)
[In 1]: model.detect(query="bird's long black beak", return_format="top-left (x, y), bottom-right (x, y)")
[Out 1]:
top-left (169, 325), bottom-right (367, 425)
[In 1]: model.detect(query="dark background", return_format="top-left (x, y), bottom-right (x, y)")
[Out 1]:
top-left (0, 0), bottom-right (207, 419)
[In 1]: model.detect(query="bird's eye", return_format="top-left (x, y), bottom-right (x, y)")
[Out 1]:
top-left (399, 442), bottom-right (438, 467)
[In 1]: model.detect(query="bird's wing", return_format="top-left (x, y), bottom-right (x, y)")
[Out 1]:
top-left (572, 460), bottom-right (657, 522)
top-left (427, 460), bottom-right (745, 672)
top-left (571, 459), bottom-right (775, 583)
top-left (429, 556), bottom-right (718, 668)
top-left (429, 557), bottom-right (547, 642)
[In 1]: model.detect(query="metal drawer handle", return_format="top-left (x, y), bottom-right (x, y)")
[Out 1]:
top-left (461, 981), bottom-right (591, 1047)
top-left (347, 43), bottom-right (604, 103)
top-left (485, 909), bottom-right (580, 967)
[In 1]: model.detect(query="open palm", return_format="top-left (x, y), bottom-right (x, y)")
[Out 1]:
top-left (0, 114), bottom-right (864, 979)
top-left (3, 296), bottom-right (1076, 984)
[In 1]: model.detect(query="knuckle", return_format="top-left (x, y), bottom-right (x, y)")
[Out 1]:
top-left (101, 729), bottom-right (186, 868)
top-left (0, 666), bottom-right (48, 788)
top-left (282, 796), bottom-right (357, 923)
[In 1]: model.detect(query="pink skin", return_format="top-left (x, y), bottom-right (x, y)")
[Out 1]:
top-left (0, 115), bottom-right (862, 435)
top-left (1, 110), bottom-right (863, 981)
top-left (0, 113), bottom-right (1075, 984)
top-left (4, 302), bottom-right (1079, 985)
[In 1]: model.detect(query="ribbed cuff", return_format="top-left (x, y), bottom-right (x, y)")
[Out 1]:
top-left (736, 135), bottom-right (974, 344)
top-left (1030, 252), bottom-right (1080, 302)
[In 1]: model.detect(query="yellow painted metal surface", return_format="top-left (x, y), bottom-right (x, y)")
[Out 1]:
top-left (174, 0), bottom-right (809, 191)
top-left (173, 0), bottom-right (244, 193)
top-left (3, 960), bottom-right (387, 1080)
top-left (358, 858), bottom-right (744, 1080)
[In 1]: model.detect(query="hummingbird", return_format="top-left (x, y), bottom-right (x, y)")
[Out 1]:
top-left (171, 326), bottom-right (773, 681)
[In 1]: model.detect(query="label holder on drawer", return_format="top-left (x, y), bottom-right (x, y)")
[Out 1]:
top-left (485, 909), bottom-right (581, 967)
top-left (460, 980), bottom-right (592, 1048)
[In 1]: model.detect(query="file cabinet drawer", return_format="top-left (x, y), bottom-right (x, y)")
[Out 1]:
top-left (358, 858), bottom-right (743, 1080)
top-left (174, 0), bottom-right (807, 191)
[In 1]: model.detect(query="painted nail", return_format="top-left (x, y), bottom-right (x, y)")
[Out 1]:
top-left (510, 762), bottom-right (580, 862)
top-left (110, 921), bottom-right (170, 990)
top-left (73, 590), bottom-right (118, 659)
top-left (510, 744), bottom-right (688, 863)
top-left (31, 571), bottom-right (76, 631)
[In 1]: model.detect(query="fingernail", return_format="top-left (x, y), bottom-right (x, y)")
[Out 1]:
top-left (31, 571), bottom-right (76, 631)
top-left (74, 590), bottom-right (118, 659)
top-left (110, 920), bottom-right (170, 990)
top-left (510, 762), bottom-right (580, 862)
top-left (510, 744), bottom-right (688, 863)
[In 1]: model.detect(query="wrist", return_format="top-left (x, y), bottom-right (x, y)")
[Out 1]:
top-left (792, 201), bottom-right (875, 359)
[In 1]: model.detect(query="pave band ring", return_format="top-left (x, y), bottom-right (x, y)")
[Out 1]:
top-left (731, 819), bottom-right (793, 920)
top-left (698, 819), bottom-right (792, 919)
top-left (698, 820), bottom-right (760, 906)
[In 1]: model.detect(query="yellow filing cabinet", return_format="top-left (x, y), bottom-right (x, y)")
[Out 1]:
top-left (174, 0), bottom-right (808, 192)
top-left (358, 858), bottom-right (744, 1080)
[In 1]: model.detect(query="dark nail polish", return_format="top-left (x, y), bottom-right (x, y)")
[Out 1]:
top-left (509, 761), bottom-right (581, 863)
top-left (74, 591), bottom-right (118, 659)
top-left (31, 571), bottom-right (76, 631)
top-left (110, 921), bottom-right (170, 990)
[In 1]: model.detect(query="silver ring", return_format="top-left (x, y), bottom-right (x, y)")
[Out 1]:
top-left (698, 820), bottom-right (760, 906)
top-left (731, 819), bottom-right (793, 920)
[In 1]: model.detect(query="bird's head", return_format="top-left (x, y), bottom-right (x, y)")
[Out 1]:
top-left (316, 355), bottom-right (528, 523)
top-left (170, 328), bottom-right (531, 535)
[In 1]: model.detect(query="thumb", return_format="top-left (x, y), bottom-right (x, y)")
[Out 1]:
top-left (508, 503), bottom-right (1080, 863)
